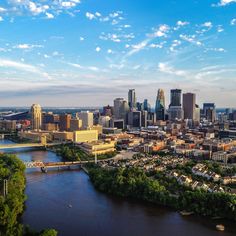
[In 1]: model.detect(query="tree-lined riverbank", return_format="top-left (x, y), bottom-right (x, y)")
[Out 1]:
top-left (0, 153), bottom-right (57, 236)
top-left (87, 165), bottom-right (236, 221)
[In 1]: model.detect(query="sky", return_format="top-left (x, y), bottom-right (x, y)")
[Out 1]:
top-left (0, 0), bottom-right (236, 108)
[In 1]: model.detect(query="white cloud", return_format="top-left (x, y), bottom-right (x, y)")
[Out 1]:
top-left (0, 7), bottom-right (6, 12)
top-left (107, 49), bottom-right (113, 54)
top-left (205, 47), bottom-right (226, 52)
top-left (95, 46), bottom-right (101, 52)
top-left (202, 22), bottom-right (213, 28)
top-left (176, 21), bottom-right (189, 26)
top-left (0, 0), bottom-right (81, 18)
top-left (123, 24), bottom-right (131, 28)
top-left (95, 12), bottom-right (101, 17)
top-left (14, 44), bottom-right (43, 49)
top-left (213, 0), bottom-right (236, 6)
top-left (0, 58), bottom-right (51, 79)
top-left (179, 34), bottom-right (202, 46)
top-left (127, 39), bottom-right (149, 56)
top-left (45, 12), bottom-right (54, 19)
top-left (230, 18), bottom-right (236, 25)
top-left (80, 37), bottom-right (84, 41)
top-left (28, 2), bottom-right (49, 15)
top-left (217, 25), bottom-right (224, 32)
top-left (158, 62), bottom-right (187, 76)
top-left (61, 2), bottom-right (77, 8)
top-left (85, 12), bottom-right (96, 20)
top-left (149, 43), bottom-right (163, 49)
top-left (151, 24), bottom-right (169, 38)
top-left (0, 16), bottom-right (3, 21)
top-left (68, 62), bottom-right (102, 72)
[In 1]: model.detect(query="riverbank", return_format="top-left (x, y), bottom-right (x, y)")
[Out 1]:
top-left (87, 165), bottom-right (236, 222)
top-left (0, 153), bottom-right (58, 236)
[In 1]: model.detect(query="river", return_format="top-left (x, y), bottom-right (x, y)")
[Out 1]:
top-left (1, 139), bottom-right (236, 236)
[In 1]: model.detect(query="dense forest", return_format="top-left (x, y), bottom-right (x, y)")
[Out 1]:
top-left (88, 165), bottom-right (236, 221)
top-left (0, 154), bottom-right (57, 236)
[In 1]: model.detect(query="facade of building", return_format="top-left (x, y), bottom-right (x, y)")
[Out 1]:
top-left (168, 89), bottom-right (183, 121)
top-left (128, 89), bottom-right (136, 110)
top-left (128, 111), bottom-right (142, 128)
top-left (0, 120), bottom-right (17, 131)
top-left (79, 141), bottom-right (116, 155)
top-left (203, 103), bottom-right (216, 122)
top-left (183, 93), bottom-right (196, 120)
top-left (170, 89), bottom-right (182, 107)
top-left (155, 89), bottom-right (165, 120)
top-left (98, 116), bottom-right (111, 127)
top-left (70, 118), bottom-right (82, 131)
top-left (77, 111), bottom-right (93, 130)
top-left (143, 99), bottom-right (151, 112)
top-left (31, 104), bottom-right (42, 130)
top-left (59, 114), bottom-right (71, 131)
top-left (103, 105), bottom-right (113, 117)
top-left (73, 130), bottom-right (98, 143)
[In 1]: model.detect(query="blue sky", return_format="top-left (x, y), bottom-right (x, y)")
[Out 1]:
top-left (0, 0), bottom-right (236, 107)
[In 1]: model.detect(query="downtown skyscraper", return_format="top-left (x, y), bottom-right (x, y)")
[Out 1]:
top-left (31, 104), bottom-right (42, 131)
top-left (128, 89), bottom-right (137, 110)
top-left (155, 89), bottom-right (165, 120)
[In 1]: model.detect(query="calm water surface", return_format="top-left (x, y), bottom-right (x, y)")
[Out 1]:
top-left (1, 139), bottom-right (236, 236)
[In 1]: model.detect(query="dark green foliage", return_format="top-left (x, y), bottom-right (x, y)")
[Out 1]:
top-left (0, 154), bottom-right (26, 235)
top-left (88, 166), bottom-right (236, 221)
top-left (0, 154), bottom-right (58, 236)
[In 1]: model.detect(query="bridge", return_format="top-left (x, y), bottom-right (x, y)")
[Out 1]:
top-left (24, 160), bottom-right (88, 172)
top-left (0, 142), bottom-right (68, 150)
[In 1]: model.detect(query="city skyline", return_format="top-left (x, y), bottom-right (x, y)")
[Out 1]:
top-left (0, 0), bottom-right (236, 107)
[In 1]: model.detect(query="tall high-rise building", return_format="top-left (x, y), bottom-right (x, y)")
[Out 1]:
top-left (203, 103), bottom-right (216, 122)
top-left (77, 111), bottom-right (94, 129)
top-left (42, 112), bottom-right (54, 124)
top-left (170, 89), bottom-right (182, 106)
top-left (114, 98), bottom-right (125, 119)
top-left (143, 99), bottom-right (151, 112)
top-left (128, 89), bottom-right (136, 110)
top-left (155, 89), bottom-right (165, 120)
top-left (31, 104), bottom-right (42, 130)
top-left (102, 105), bottom-right (113, 117)
top-left (168, 89), bottom-right (183, 121)
top-left (195, 105), bottom-right (200, 123)
top-left (183, 93), bottom-right (196, 120)
top-left (113, 98), bottom-right (129, 122)
top-left (128, 111), bottom-right (142, 128)
top-left (70, 118), bottom-right (82, 131)
top-left (59, 114), bottom-right (71, 131)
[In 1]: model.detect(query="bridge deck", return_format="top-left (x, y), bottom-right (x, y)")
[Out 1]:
top-left (24, 161), bottom-right (88, 169)
top-left (0, 142), bottom-right (65, 150)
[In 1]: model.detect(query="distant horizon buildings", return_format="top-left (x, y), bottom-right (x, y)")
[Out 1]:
top-left (27, 87), bottom-right (230, 132)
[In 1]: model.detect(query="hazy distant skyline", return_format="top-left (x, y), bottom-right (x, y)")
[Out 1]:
top-left (0, 0), bottom-right (236, 107)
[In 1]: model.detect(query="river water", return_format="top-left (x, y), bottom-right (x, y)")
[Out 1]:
top-left (1, 139), bottom-right (236, 236)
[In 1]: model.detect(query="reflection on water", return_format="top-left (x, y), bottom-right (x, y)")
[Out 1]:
top-left (1, 140), bottom-right (236, 236)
